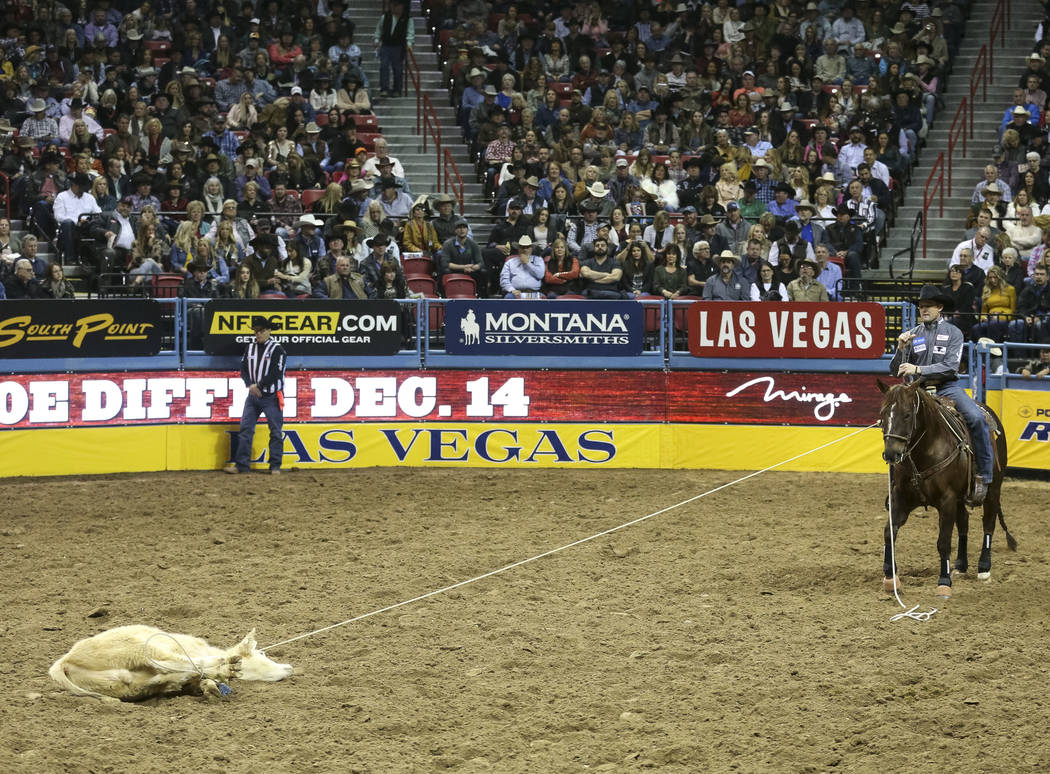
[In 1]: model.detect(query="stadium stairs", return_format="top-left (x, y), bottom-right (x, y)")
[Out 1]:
top-left (348, 0), bottom-right (489, 239)
top-left (883, 0), bottom-right (1041, 280)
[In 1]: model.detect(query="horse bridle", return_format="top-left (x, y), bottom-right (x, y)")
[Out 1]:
top-left (882, 391), bottom-right (926, 458)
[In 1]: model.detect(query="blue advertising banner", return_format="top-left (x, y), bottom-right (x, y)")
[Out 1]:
top-left (444, 300), bottom-right (644, 356)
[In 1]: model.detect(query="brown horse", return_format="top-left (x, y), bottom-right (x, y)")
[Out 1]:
top-left (877, 380), bottom-right (1016, 597)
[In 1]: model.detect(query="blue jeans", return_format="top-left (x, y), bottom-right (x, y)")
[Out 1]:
top-left (233, 391), bottom-right (284, 471)
top-left (379, 45), bottom-right (404, 93)
top-left (937, 381), bottom-right (993, 480)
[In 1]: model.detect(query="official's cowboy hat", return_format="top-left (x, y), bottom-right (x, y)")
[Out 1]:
top-left (913, 284), bottom-right (955, 311)
top-left (717, 250), bottom-right (741, 264)
top-left (250, 315), bottom-right (280, 331)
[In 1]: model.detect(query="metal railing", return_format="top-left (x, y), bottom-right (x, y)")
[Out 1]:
top-left (922, 152), bottom-right (946, 259)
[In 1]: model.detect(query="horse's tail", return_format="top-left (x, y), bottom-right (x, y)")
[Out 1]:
top-left (998, 504), bottom-right (1018, 551)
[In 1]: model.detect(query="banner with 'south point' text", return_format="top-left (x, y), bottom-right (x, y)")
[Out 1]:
top-left (201, 299), bottom-right (404, 356)
top-left (443, 300), bottom-right (645, 356)
top-left (0, 299), bottom-right (163, 358)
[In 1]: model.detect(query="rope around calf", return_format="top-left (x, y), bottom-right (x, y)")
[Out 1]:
top-left (262, 424), bottom-right (881, 652)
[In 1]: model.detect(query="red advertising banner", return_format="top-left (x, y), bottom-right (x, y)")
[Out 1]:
top-left (687, 302), bottom-right (886, 358)
top-left (0, 370), bottom-right (885, 429)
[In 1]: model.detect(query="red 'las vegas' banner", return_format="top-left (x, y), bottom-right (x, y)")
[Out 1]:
top-left (687, 302), bottom-right (886, 358)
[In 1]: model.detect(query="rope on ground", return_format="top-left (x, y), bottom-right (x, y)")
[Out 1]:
top-left (886, 472), bottom-right (939, 623)
top-left (262, 423), bottom-right (879, 652)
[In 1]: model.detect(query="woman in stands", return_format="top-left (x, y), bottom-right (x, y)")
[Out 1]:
top-left (787, 166), bottom-right (811, 202)
top-left (543, 39), bottom-right (570, 81)
top-left (227, 92), bottom-right (258, 130)
top-left (201, 179), bottom-right (226, 225)
top-left (543, 237), bottom-right (580, 297)
top-left (681, 111), bottom-right (714, 154)
top-left (207, 220), bottom-right (241, 281)
top-left (403, 201), bottom-right (442, 256)
top-left (140, 118), bottom-right (171, 161)
top-left (755, 260), bottom-right (788, 301)
top-left (609, 208), bottom-right (630, 245)
top-left (275, 242), bottom-right (312, 297)
top-left (529, 207), bottom-right (554, 254)
top-left (548, 183), bottom-right (576, 234)
top-left (715, 163), bottom-right (743, 207)
top-left (1007, 187), bottom-right (1042, 220)
top-left (777, 129), bottom-right (805, 169)
top-left (651, 245), bottom-right (688, 299)
top-left (238, 182), bottom-right (270, 222)
top-left (874, 130), bottom-right (907, 180)
top-left (186, 200), bottom-right (210, 239)
top-left (643, 211), bottom-right (674, 251)
top-left (374, 258), bottom-right (409, 300)
top-left (231, 263), bottom-right (260, 299)
top-left (942, 261), bottom-right (978, 337)
top-left (361, 200), bottom-right (387, 242)
top-left (169, 221), bottom-right (200, 276)
top-left (0, 219), bottom-right (21, 259)
top-left (90, 176), bottom-right (116, 212)
top-left (812, 184), bottom-right (836, 224)
top-left (42, 263), bottom-right (76, 299)
top-left (614, 113), bottom-right (643, 153)
top-left (728, 92), bottom-right (753, 129)
top-left (696, 185), bottom-right (725, 220)
top-left (972, 265), bottom-right (1016, 342)
top-left (629, 148), bottom-right (654, 181)
top-left (618, 240), bottom-right (654, 297)
top-left (642, 163), bottom-right (679, 211)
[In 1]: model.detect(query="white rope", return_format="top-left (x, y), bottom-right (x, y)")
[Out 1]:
top-left (886, 469), bottom-right (939, 623)
top-left (262, 423), bottom-right (878, 652)
top-left (143, 632), bottom-right (232, 696)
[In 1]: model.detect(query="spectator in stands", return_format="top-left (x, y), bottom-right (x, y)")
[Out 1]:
top-left (825, 204), bottom-right (863, 278)
top-left (971, 265), bottom-right (1017, 342)
top-left (4, 258), bottom-right (45, 299)
top-left (440, 218), bottom-right (487, 287)
top-left (814, 244), bottom-right (844, 301)
top-left (787, 258), bottom-right (829, 302)
top-left (403, 201), bottom-right (441, 255)
top-left (1006, 206), bottom-right (1044, 260)
top-left (543, 237), bottom-right (580, 297)
top-left (971, 164), bottom-right (1013, 204)
top-left (951, 226), bottom-right (995, 273)
top-left (320, 254), bottom-right (369, 299)
top-left (500, 236), bottom-right (545, 298)
top-left (42, 262), bottom-right (76, 299)
top-left (703, 250), bottom-right (754, 300)
top-left (943, 262), bottom-right (978, 338)
top-left (650, 245), bottom-right (687, 299)
top-left (579, 236), bottom-right (623, 299)
top-left (1009, 264), bottom-right (1050, 342)
top-left (53, 172), bottom-right (101, 263)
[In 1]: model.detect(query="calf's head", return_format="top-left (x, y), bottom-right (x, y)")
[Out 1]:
top-left (228, 630), bottom-right (294, 682)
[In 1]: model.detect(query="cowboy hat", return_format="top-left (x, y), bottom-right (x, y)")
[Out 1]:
top-left (913, 284), bottom-right (955, 311)
top-left (349, 179), bottom-right (372, 194)
top-left (297, 214), bottom-right (323, 227)
top-left (819, 171), bottom-right (838, 183)
top-left (523, 175), bottom-right (540, 188)
top-left (795, 199), bottom-right (817, 212)
top-left (717, 250), bottom-right (740, 264)
top-left (797, 257), bottom-right (820, 272)
top-left (586, 181), bottom-right (608, 198)
top-left (335, 219), bottom-right (363, 235)
top-left (434, 193), bottom-right (455, 205)
top-left (699, 214), bottom-right (718, 226)
top-left (517, 235), bottom-right (533, 247)
top-left (28, 98), bottom-right (46, 112)
top-left (250, 315), bottom-right (281, 331)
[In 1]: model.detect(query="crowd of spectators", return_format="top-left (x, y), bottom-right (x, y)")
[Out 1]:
top-left (427, 0), bottom-right (970, 299)
top-left (942, 29), bottom-right (1050, 348)
top-left (0, 0), bottom-right (437, 302)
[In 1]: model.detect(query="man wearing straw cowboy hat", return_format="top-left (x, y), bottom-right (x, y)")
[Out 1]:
top-left (703, 250), bottom-right (756, 300)
top-left (890, 285), bottom-right (994, 505)
top-left (226, 316), bottom-right (288, 476)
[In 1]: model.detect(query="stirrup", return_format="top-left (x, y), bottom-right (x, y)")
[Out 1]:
top-left (969, 475), bottom-right (988, 506)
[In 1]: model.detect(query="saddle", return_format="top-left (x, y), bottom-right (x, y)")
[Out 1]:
top-left (930, 394), bottom-right (999, 506)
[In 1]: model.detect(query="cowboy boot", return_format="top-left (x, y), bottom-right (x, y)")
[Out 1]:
top-left (971, 475), bottom-right (988, 506)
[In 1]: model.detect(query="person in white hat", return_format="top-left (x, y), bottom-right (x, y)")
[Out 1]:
top-left (999, 88), bottom-right (1040, 137)
top-left (970, 164), bottom-right (1013, 205)
top-left (294, 214), bottom-right (327, 266)
top-left (19, 98), bottom-right (58, 143)
top-left (499, 235), bottom-right (545, 298)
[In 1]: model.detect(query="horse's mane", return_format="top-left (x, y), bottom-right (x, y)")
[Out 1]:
top-left (883, 381), bottom-right (940, 427)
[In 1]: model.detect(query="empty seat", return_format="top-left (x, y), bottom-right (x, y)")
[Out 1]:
top-left (441, 273), bottom-right (477, 298)
top-left (406, 274), bottom-right (438, 296)
top-left (299, 189), bottom-right (326, 208)
top-left (402, 256), bottom-right (435, 277)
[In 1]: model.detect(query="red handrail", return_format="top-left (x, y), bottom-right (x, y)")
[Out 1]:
top-left (947, 96), bottom-right (969, 192)
top-left (421, 93), bottom-right (443, 185)
top-left (922, 152), bottom-right (946, 259)
top-left (0, 171), bottom-right (9, 220)
top-left (443, 147), bottom-right (464, 211)
top-left (406, 47), bottom-right (422, 133)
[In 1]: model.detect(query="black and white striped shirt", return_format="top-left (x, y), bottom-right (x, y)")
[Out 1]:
top-left (241, 338), bottom-right (286, 394)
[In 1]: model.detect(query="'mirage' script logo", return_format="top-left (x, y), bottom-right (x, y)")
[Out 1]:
top-left (725, 376), bottom-right (853, 421)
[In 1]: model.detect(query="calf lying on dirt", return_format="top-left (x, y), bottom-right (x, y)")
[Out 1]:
top-left (49, 625), bottom-right (293, 701)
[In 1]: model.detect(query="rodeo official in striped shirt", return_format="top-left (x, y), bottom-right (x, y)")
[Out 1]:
top-left (225, 316), bottom-right (288, 475)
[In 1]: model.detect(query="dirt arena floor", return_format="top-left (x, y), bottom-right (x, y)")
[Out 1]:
top-left (2, 468), bottom-right (1048, 773)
